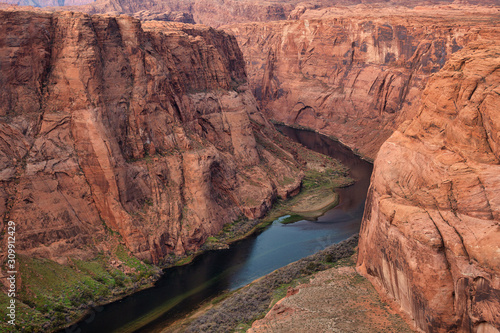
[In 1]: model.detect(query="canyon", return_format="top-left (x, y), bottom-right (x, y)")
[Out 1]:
top-left (0, 8), bottom-right (363, 331)
top-left (226, 9), bottom-right (499, 330)
top-left (225, 5), bottom-right (500, 159)
top-left (0, 1), bottom-right (499, 332)
top-left (247, 39), bottom-right (500, 333)
top-left (0, 9), bottom-right (323, 267)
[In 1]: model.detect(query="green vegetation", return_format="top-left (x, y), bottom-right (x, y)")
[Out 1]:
top-left (278, 214), bottom-right (304, 225)
top-left (260, 167), bottom-right (351, 228)
top-left (269, 275), bottom-right (308, 308)
top-left (174, 254), bottom-right (196, 267)
top-left (233, 322), bottom-right (253, 333)
top-left (195, 216), bottom-right (261, 253)
top-left (115, 245), bottom-right (156, 278)
top-left (0, 250), bottom-right (160, 333)
top-left (0, 291), bottom-right (47, 333)
top-left (302, 168), bottom-right (352, 190)
top-left (206, 236), bottom-right (218, 243)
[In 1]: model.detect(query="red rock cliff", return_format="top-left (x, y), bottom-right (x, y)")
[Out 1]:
top-left (0, 10), bottom-right (307, 264)
top-left (28, 0), bottom-right (498, 27)
top-left (225, 6), bottom-right (500, 159)
top-left (357, 42), bottom-right (500, 332)
top-left (57, 0), bottom-right (295, 26)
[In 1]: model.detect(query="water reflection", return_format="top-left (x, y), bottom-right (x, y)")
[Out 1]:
top-left (67, 127), bottom-right (372, 333)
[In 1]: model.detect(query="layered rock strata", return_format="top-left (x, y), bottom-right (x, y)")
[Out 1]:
top-left (10, 0), bottom-right (497, 27)
top-left (225, 6), bottom-right (500, 159)
top-left (0, 10), bottom-right (311, 264)
top-left (357, 42), bottom-right (500, 332)
top-left (59, 0), bottom-right (294, 26)
top-left (131, 10), bottom-right (194, 23)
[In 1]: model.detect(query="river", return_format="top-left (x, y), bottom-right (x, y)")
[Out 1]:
top-left (67, 126), bottom-right (373, 333)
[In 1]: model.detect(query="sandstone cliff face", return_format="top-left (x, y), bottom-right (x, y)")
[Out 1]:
top-left (225, 6), bottom-right (500, 159)
top-left (41, 0), bottom-right (498, 27)
top-left (0, 10), bottom-right (308, 264)
top-left (5, 0), bottom-right (498, 10)
top-left (132, 10), bottom-right (194, 23)
top-left (58, 0), bottom-right (294, 26)
top-left (357, 42), bottom-right (500, 332)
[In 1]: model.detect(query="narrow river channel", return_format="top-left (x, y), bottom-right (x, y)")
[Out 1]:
top-left (67, 126), bottom-right (373, 333)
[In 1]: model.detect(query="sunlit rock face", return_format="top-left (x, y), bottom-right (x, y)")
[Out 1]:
top-left (357, 42), bottom-right (500, 332)
top-left (0, 10), bottom-right (306, 264)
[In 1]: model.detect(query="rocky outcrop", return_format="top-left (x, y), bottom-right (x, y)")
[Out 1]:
top-left (0, 10), bottom-right (312, 265)
top-left (225, 5), bottom-right (500, 159)
top-left (190, 0), bottom-right (293, 27)
top-left (357, 42), bottom-right (500, 332)
top-left (38, 0), bottom-right (279, 26)
top-left (56, 0), bottom-right (295, 26)
top-left (132, 10), bottom-right (194, 23)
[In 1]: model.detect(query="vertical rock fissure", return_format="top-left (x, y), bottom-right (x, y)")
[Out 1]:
top-left (436, 208), bottom-right (471, 261)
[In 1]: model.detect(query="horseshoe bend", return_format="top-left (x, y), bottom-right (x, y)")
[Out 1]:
top-left (0, 1), bottom-right (498, 332)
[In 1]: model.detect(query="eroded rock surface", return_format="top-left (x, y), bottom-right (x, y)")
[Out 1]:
top-left (0, 10), bottom-right (312, 264)
top-left (11, 0), bottom-right (498, 27)
top-left (225, 5), bottom-right (500, 159)
top-left (249, 265), bottom-right (413, 333)
top-left (357, 42), bottom-right (500, 332)
top-left (132, 10), bottom-right (194, 23)
top-left (55, 0), bottom-right (297, 26)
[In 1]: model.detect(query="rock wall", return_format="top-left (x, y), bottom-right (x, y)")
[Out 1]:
top-left (58, 0), bottom-right (294, 26)
top-left (11, 0), bottom-right (498, 27)
top-left (357, 42), bottom-right (500, 332)
top-left (225, 6), bottom-right (500, 159)
top-left (0, 10), bottom-right (306, 264)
